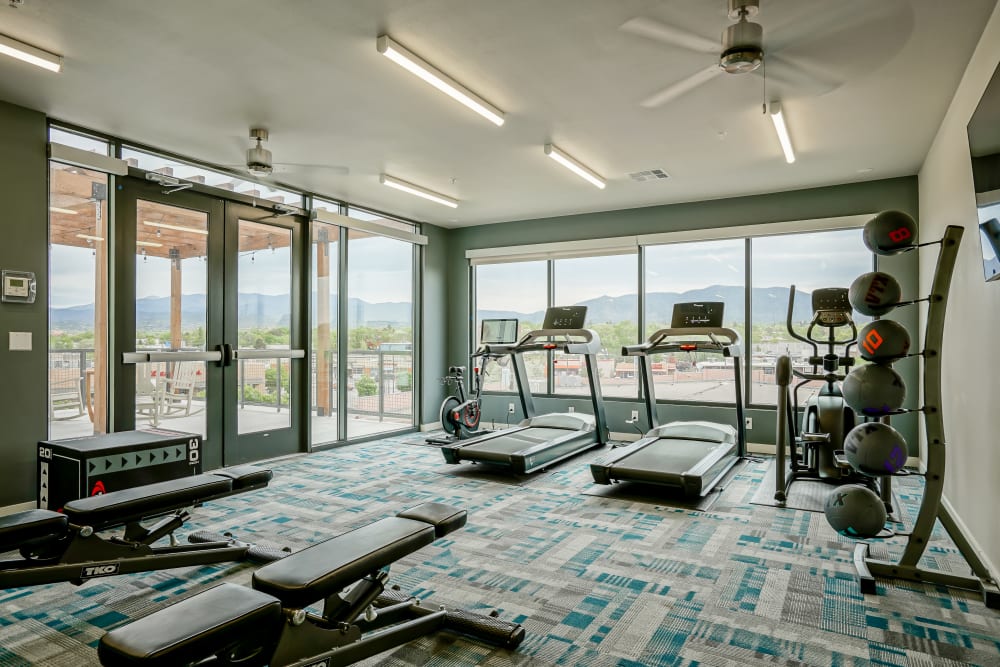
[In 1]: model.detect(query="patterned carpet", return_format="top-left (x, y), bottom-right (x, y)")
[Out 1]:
top-left (1, 432), bottom-right (998, 666)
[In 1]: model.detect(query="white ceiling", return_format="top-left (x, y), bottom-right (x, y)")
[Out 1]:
top-left (0, 0), bottom-right (995, 228)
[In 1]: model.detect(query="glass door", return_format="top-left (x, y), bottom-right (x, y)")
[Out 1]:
top-left (115, 179), bottom-right (305, 468)
top-left (223, 203), bottom-right (306, 463)
top-left (115, 178), bottom-right (226, 469)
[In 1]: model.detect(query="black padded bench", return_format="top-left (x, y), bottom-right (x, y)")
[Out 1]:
top-left (99, 503), bottom-right (524, 667)
top-left (0, 465), bottom-right (276, 589)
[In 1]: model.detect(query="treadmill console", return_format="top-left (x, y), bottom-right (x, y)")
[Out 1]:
top-left (543, 306), bottom-right (587, 330)
top-left (480, 318), bottom-right (519, 344)
top-left (811, 288), bottom-right (852, 328)
top-left (671, 302), bottom-right (724, 328)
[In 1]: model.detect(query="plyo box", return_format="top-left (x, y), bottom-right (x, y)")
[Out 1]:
top-left (38, 428), bottom-right (202, 511)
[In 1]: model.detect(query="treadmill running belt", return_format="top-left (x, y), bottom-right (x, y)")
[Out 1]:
top-left (460, 427), bottom-right (575, 457)
top-left (608, 438), bottom-right (737, 485)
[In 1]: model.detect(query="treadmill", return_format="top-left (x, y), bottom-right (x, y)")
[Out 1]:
top-left (441, 306), bottom-right (609, 474)
top-left (590, 302), bottom-right (747, 497)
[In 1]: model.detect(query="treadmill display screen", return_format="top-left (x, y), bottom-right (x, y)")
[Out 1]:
top-left (481, 318), bottom-right (519, 344)
top-left (542, 306), bottom-right (587, 330)
top-left (671, 302), bottom-right (724, 328)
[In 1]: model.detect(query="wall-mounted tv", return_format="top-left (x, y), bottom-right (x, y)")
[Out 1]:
top-left (967, 59), bottom-right (1000, 282)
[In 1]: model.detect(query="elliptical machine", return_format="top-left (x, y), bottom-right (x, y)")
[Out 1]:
top-left (774, 286), bottom-right (874, 502)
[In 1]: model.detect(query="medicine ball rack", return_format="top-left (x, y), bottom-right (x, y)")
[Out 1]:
top-left (852, 225), bottom-right (1000, 609)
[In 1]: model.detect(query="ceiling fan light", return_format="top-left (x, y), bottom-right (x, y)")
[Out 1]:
top-left (720, 19), bottom-right (763, 74)
top-left (247, 145), bottom-right (273, 176)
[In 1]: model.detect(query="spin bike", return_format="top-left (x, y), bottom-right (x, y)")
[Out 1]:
top-left (774, 286), bottom-right (889, 510)
top-left (425, 352), bottom-right (496, 445)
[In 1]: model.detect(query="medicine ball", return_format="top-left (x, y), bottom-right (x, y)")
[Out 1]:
top-left (843, 364), bottom-right (906, 416)
top-left (863, 211), bottom-right (917, 255)
top-left (858, 320), bottom-right (910, 363)
top-left (849, 272), bottom-right (901, 317)
top-left (844, 422), bottom-right (907, 476)
top-left (824, 484), bottom-right (887, 538)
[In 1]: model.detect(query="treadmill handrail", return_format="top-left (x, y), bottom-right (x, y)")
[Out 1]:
top-left (482, 328), bottom-right (601, 356)
top-left (622, 327), bottom-right (741, 357)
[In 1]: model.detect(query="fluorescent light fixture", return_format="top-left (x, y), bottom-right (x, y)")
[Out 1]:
top-left (0, 33), bottom-right (62, 73)
top-left (136, 240), bottom-right (164, 248)
top-left (376, 35), bottom-right (504, 127)
top-left (143, 220), bottom-right (209, 235)
top-left (768, 101), bottom-right (796, 164)
top-left (75, 234), bottom-right (104, 242)
top-left (49, 206), bottom-right (78, 215)
top-left (380, 174), bottom-right (459, 208)
top-left (544, 144), bottom-right (606, 189)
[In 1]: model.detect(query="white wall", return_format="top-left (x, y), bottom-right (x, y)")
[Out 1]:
top-left (918, 1), bottom-right (1000, 574)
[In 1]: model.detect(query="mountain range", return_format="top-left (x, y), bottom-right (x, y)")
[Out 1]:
top-left (51, 285), bottom-right (823, 333)
top-left (51, 294), bottom-right (414, 332)
top-left (479, 285), bottom-right (817, 325)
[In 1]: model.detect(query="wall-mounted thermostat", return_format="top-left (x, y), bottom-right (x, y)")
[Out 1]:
top-left (2, 270), bottom-right (37, 304)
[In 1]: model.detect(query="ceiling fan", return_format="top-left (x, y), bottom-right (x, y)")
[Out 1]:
top-left (620, 0), bottom-right (849, 108)
top-left (234, 128), bottom-right (349, 178)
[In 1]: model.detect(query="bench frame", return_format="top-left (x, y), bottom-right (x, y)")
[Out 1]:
top-left (99, 505), bottom-right (524, 667)
top-left (0, 468), bottom-right (279, 589)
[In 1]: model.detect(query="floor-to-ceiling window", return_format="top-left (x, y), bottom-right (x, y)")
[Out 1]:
top-left (310, 205), bottom-right (340, 445)
top-left (644, 238), bottom-right (745, 404)
top-left (345, 229), bottom-right (415, 438)
top-left (47, 129), bottom-right (111, 439)
top-left (750, 229), bottom-right (873, 404)
top-left (553, 254), bottom-right (638, 397)
top-left (470, 219), bottom-right (874, 412)
top-left (474, 261), bottom-right (547, 393)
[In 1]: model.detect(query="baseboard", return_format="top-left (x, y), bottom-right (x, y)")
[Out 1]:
top-left (940, 494), bottom-right (1000, 586)
top-left (0, 500), bottom-right (36, 517)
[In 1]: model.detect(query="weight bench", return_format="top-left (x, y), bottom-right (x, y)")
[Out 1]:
top-left (0, 465), bottom-right (285, 589)
top-left (99, 502), bottom-right (525, 667)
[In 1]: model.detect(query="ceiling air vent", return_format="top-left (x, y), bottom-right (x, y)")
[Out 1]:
top-left (628, 169), bottom-right (670, 182)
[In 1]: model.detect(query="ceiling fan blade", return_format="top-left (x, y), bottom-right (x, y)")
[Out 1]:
top-left (763, 54), bottom-right (843, 97)
top-left (620, 17), bottom-right (718, 54)
top-left (273, 163), bottom-right (350, 175)
top-left (641, 64), bottom-right (723, 108)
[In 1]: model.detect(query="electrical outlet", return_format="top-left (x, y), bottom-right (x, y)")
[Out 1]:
top-left (567, 406), bottom-right (575, 413)
top-left (630, 410), bottom-right (639, 421)
top-left (508, 403), bottom-right (515, 414)
top-left (745, 417), bottom-right (753, 430)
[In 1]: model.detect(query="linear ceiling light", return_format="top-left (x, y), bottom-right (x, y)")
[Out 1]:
top-left (75, 234), bottom-right (104, 242)
top-left (136, 240), bottom-right (164, 248)
top-left (0, 33), bottom-right (62, 72)
top-left (376, 35), bottom-right (504, 126)
top-left (380, 174), bottom-right (459, 208)
top-left (768, 101), bottom-right (796, 164)
top-left (543, 144), bottom-right (606, 189)
top-left (143, 220), bottom-right (209, 235)
top-left (49, 206), bottom-right (78, 215)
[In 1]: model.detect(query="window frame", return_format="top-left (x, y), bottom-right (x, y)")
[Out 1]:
top-left (470, 214), bottom-right (875, 408)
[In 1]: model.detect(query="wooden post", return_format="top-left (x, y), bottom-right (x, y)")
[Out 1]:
top-left (170, 248), bottom-right (182, 351)
top-left (92, 199), bottom-right (108, 433)
top-left (315, 231), bottom-right (331, 416)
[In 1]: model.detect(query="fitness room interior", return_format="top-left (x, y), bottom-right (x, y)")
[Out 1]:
top-left (0, 1), bottom-right (998, 665)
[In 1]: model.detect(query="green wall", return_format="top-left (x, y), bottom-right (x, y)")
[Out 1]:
top-left (442, 176), bottom-right (921, 450)
top-left (0, 101), bottom-right (48, 506)
top-left (419, 222), bottom-right (450, 425)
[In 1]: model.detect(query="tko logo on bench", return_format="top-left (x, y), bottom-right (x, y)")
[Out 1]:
top-left (302, 660), bottom-right (330, 667)
top-left (80, 563), bottom-right (120, 579)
